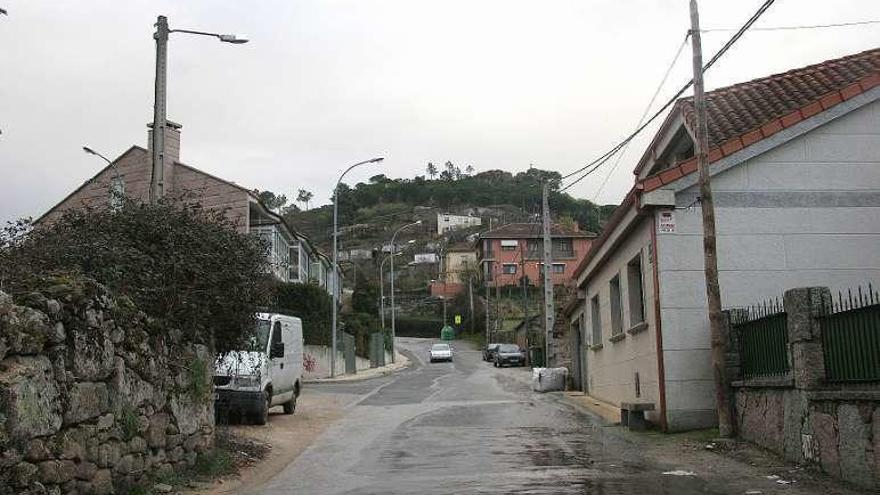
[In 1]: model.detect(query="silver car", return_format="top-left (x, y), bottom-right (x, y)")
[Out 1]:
top-left (429, 343), bottom-right (453, 363)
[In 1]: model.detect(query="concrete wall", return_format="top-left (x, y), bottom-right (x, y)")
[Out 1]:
top-left (303, 345), bottom-right (394, 379)
top-left (656, 97), bottom-right (880, 431)
top-left (580, 218), bottom-right (661, 424)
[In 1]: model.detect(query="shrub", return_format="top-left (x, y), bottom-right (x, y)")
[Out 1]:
top-left (271, 282), bottom-right (332, 346)
top-left (0, 200), bottom-right (272, 355)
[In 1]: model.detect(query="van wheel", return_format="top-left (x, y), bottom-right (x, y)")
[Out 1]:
top-left (283, 388), bottom-right (297, 415)
top-left (254, 390), bottom-right (270, 425)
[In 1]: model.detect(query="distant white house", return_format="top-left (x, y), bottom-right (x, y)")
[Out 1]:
top-left (437, 213), bottom-right (481, 234)
top-left (413, 253), bottom-right (439, 264)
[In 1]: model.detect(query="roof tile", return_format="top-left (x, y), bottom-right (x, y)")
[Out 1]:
top-left (819, 91), bottom-right (844, 110)
top-left (720, 137), bottom-right (744, 156)
top-left (780, 110), bottom-right (803, 128)
top-left (840, 82), bottom-right (863, 100)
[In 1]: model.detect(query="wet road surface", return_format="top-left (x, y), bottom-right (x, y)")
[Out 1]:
top-left (252, 338), bottom-right (846, 494)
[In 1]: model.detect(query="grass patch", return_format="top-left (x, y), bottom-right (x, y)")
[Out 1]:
top-left (119, 404), bottom-right (139, 441)
top-left (192, 448), bottom-right (234, 478)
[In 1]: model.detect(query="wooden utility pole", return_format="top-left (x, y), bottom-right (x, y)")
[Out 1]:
top-left (541, 181), bottom-right (554, 367)
top-left (689, 0), bottom-right (733, 437)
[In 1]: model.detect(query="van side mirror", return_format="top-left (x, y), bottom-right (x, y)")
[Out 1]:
top-left (270, 342), bottom-right (284, 359)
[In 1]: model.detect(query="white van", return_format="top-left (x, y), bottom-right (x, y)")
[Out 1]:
top-left (214, 313), bottom-right (303, 425)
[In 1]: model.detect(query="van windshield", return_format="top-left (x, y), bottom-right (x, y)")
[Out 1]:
top-left (246, 319), bottom-right (271, 352)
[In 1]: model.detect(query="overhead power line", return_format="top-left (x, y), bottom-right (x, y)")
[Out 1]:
top-left (702, 19), bottom-right (880, 32)
top-left (591, 33), bottom-right (691, 201)
top-left (559, 0), bottom-right (777, 193)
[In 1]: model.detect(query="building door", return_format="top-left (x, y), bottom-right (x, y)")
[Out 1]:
top-left (570, 319), bottom-right (583, 391)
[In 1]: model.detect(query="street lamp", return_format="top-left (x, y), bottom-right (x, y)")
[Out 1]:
top-left (389, 220), bottom-right (422, 363)
top-left (331, 157), bottom-right (384, 377)
top-left (379, 240), bottom-right (414, 331)
top-left (83, 146), bottom-right (124, 209)
top-left (150, 15), bottom-right (248, 204)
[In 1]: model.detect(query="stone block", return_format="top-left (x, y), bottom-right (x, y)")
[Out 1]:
top-left (13, 461), bottom-right (39, 487)
top-left (70, 329), bottom-right (114, 381)
top-left (74, 461), bottom-right (98, 481)
top-left (24, 439), bottom-right (52, 462)
top-left (812, 411), bottom-right (841, 477)
top-left (91, 442), bottom-right (121, 468)
top-left (147, 413), bottom-right (169, 449)
top-left (838, 404), bottom-right (872, 488)
top-left (96, 413), bottom-right (114, 431)
top-left (86, 469), bottom-right (113, 495)
top-left (37, 460), bottom-right (76, 484)
top-left (0, 356), bottom-right (62, 440)
top-left (3, 305), bottom-right (50, 355)
top-left (782, 390), bottom-right (807, 462)
top-left (128, 436), bottom-right (147, 454)
top-left (51, 429), bottom-right (86, 460)
top-left (63, 382), bottom-right (109, 425)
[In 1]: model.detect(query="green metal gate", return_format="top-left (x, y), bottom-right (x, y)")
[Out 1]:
top-left (820, 286), bottom-right (880, 383)
top-left (732, 303), bottom-right (789, 379)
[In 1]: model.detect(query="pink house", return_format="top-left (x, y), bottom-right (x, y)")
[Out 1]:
top-left (477, 223), bottom-right (596, 288)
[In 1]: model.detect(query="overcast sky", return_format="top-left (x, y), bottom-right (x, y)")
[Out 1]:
top-left (1, 1), bottom-right (878, 224)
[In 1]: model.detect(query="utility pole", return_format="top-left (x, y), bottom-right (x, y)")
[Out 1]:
top-left (150, 16), bottom-right (169, 204)
top-left (541, 181), bottom-right (554, 367)
top-left (520, 243), bottom-right (528, 350)
top-left (485, 262), bottom-right (491, 344)
top-left (689, 0), bottom-right (733, 437)
top-left (468, 274), bottom-right (475, 333)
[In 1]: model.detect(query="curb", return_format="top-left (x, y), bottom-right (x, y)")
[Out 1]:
top-left (559, 392), bottom-right (620, 425)
top-left (303, 354), bottom-right (411, 384)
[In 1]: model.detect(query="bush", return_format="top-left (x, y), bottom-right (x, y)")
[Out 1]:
top-left (0, 200), bottom-right (271, 356)
top-left (341, 312), bottom-right (380, 358)
top-left (393, 317), bottom-right (444, 338)
top-left (271, 282), bottom-right (332, 346)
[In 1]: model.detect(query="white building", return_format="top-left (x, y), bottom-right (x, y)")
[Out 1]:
top-left (569, 48), bottom-right (880, 431)
top-left (437, 213), bottom-right (481, 234)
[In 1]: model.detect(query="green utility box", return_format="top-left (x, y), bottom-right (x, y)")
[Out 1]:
top-left (440, 325), bottom-right (455, 341)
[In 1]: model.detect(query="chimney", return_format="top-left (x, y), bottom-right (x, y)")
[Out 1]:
top-left (147, 120), bottom-right (182, 193)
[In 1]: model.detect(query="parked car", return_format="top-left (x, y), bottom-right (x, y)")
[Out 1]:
top-left (494, 344), bottom-right (526, 367)
top-left (214, 313), bottom-right (303, 425)
top-left (429, 343), bottom-right (453, 363)
top-left (483, 343), bottom-right (501, 361)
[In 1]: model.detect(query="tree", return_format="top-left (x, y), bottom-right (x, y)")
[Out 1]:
top-left (271, 282), bottom-right (332, 346)
top-left (426, 162), bottom-right (437, 180)
top-left (297, 189), bottom-right (314, 211)
top-left (0, 200), bottom-right (271, 356)
top-left (256, 190), bottom-right (288, 211)
top-left (465, 165), bottom-right (474, 175)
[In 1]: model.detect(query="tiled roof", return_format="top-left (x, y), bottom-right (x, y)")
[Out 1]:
top-left (480, 223), bottom-right (597, 239)
top-left (686, 47), bottom-right (880, 149)
top-left (641, 47), bottom-right (880, 193)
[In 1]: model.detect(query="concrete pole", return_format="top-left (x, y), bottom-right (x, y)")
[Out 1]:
top-left (541, 181), bottom-right (554, 367)
top-left (690, 0), bottom-right (733, 437)
top-left (331, 189), bottom-right (339, 377)
top-left (389, 220), bottom-right (421, 364)
top-left (379, 258), bottom-right (386, 331)
top-left (150, 16), bottom-right (169, 204)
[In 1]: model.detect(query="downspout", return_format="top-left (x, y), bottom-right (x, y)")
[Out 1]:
top-left (650, 212), bottom-right (669, 432)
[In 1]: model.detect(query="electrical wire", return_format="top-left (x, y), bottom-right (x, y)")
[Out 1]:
top-left (703, 19), bottom-right (880, 32)
top-left (590, 33), bottom-right (691, 201)
top-left (559, 0), bottom-right (777, 192)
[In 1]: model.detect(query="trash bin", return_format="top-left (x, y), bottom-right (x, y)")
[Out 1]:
top-left (440, 325), bottom-right (455, 341)
top-left (529, 346), bottom-right (545, 368)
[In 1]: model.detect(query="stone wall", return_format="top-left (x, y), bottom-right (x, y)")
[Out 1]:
top-left (0, 282), bottom-right (214, 494)
top-left (730, 286), bottom-right (879, 490)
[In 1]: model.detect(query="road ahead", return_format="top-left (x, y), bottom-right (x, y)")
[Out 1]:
top-left (251, 338), bottom-right (854, 495)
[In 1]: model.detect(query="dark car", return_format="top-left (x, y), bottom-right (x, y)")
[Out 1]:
top-left (483, 343), bottom-right (501, 362)
top-left (494, 344), bottom-right (526, 367)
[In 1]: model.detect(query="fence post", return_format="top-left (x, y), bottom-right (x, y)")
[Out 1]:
top-left (721, 309), bottom-right (743, 384)
top-left (783, 287), bottom-right (831, 390)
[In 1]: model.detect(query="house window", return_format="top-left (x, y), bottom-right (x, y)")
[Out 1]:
top-left (590, 295), bottom-right (602, 346)
top-left (552, 238), bottom-right (574, 257)
top-left (627, 254), bottom-right (646, 326)
top-left (484, 239), bottom-right (494, 258)
top-left (502, 263), bottom-right (517, 274)
top-left (552, 263), bottom-right (565, 274)
top-left (501, 240), bottom-right (518, 252)
top-left (485, 261), bottom-right (495, 281)
top-left (609, 274), bottom-right (623, 336)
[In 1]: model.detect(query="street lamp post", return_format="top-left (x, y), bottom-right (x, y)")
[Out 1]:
top-left (150, 15), bottom-right (248, 204)
top-left (83, 146), bottom-right (124, 209)
top-left (379, 240), bottom-right (413, 331)
top-left (389, 220), bottom-right (422, 363)
top-left (332, 157), bottom-right (384, 377)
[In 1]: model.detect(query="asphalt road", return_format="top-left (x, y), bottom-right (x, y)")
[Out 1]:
top-left (250, 338), bottom-right (849, 495)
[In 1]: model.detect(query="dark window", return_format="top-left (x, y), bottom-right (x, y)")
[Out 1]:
top-left (627, 254), bottom-right (646, 326)
top-left (590, 295), bottom-right (602, 346)
top-left (502, 264), bottom-right (517, 274)
top-left (610, 275), bottom-right (623, 336)
top-left (271, 322), bottom-right (282, 345)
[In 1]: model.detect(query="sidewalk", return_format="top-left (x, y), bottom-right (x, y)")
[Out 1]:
top-left (303, 351), bottom-right (410, 384)
top-left (560, 391), bottom-right (621, 424)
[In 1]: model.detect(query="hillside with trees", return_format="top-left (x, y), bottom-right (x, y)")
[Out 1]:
top-left (279, 164), bottom-right (617, 250)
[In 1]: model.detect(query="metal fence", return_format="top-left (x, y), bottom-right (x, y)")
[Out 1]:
top-left (731, 300), bottom-right (789, 378)
top-left (819, 285), bottom-right (880, 383)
